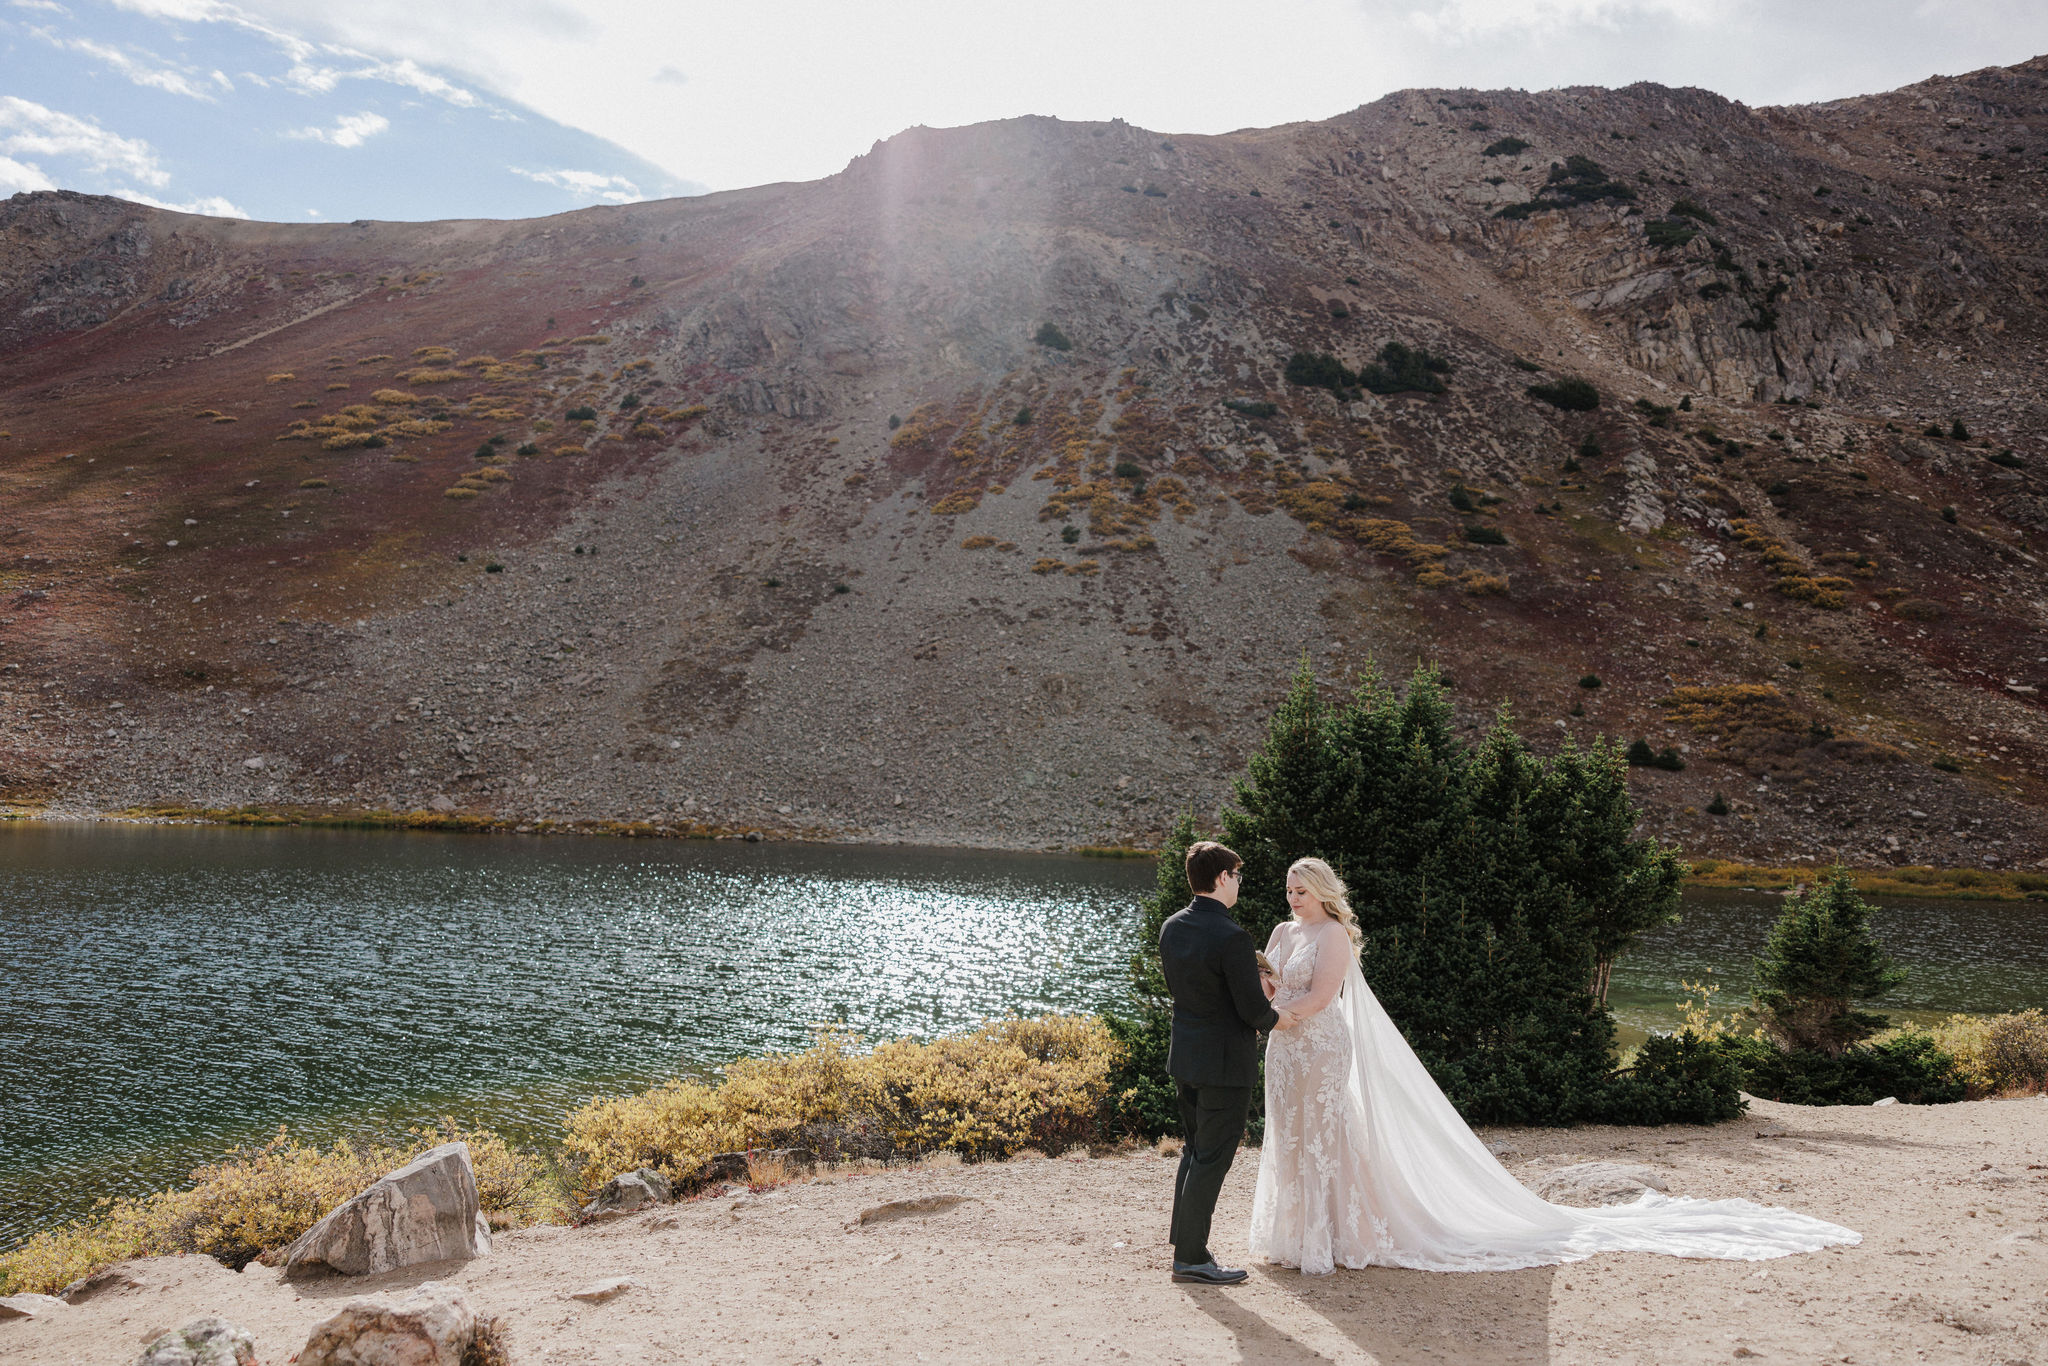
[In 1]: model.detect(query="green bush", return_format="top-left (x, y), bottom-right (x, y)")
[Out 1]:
top-left (1576, 434), bottom-right (1602, 459)
top-left (1752, 867), bottom-right (1906, 1055)
top-left (1950, 419), bottom-right (1970, 440)
top-left (1463, 524), bottom-right (1508, 546)
top-left (1706, 792), bottom-right (1730, 815)
top-left (1285, 343), bottom-right (1449, 398)
top-left (1511, 357), bottom-right (1543, 372)
top-left (1495, 155), bottom-right (1637, 219)
top-left (620, 392), bottom-right (640, 410)
top-left (1988, 449), bottom-right (2022, 468)
top-left (1060, 525), bottom-right (1081, 544)
top-left (1482, 136), bottom-right (1532, 157)
top-left (1668, 198), bottom-right (1719, 225)
top-left (1605, 1032), bottom-right (1747, 1124)
top-left (1224, 398), bottom-right (1278, 418)
top-left (1034, 322), bottom-right (1073, 351)
top-left (1624, 739), bottom-right (1685, 770)
top-left (1720, 1033), bottom-right (1964, 1106)
top-left (1358, 341), bottom-right (1450, 396)
top-left (1447, 482), bottom-right (1477, 512)
top-left (1645, 219), bottom-right (1697, 248)
top-left (564, 406), bottom-right (598, 421)
top-left (1527, 378), bottom-right (1601, 411)
top-left (1284, 351), bottom-right (1353, 393)
top-left (1013, 406), bottom-right (1033, 427)
top-left (1116, 661), bottom-right (1704, 1131)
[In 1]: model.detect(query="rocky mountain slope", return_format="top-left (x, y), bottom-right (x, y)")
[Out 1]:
top-left (4, 57), bottom-right (2048, 864)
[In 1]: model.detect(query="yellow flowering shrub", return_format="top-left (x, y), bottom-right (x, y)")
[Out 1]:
top-left (560, 1017), bottom-right (1121, 1198)
top-left (0, 1125), bottom-right (557, 1296)
top-left (1916, 1010), bottom-right (2048, 1096)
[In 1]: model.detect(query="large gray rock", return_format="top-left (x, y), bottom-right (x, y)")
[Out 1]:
top-left (296, 1281), bottom-right (476, 1366)
top-left (1532, 1161), bottom-right (1670, 1207)
top-left (282, 1141), bottom-right (490, 1280)
top-left (0, 1293), bottom-right (69, 1321)
top-left (133, 1317), bottom-right (258, 1366)
top-left (580, 1166), bottom-right (671, 1220)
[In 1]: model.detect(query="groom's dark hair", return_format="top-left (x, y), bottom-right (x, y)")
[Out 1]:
top-left (1185, 841), bottom-right (1241, 895)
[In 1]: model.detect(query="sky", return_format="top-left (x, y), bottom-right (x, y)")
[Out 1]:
top-left (5, 0), bottom-right (2048, 222)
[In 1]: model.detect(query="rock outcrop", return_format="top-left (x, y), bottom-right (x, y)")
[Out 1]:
top-left (1532, 1161), bottom-right (1672, 1206)
top-left (296, 1281), bottom-right (478, 1366)
top-left (281, 1142), bottom-right (490, 1280)
top-left (132, 1317), bottom-right (258, 1366)
top-left (580, 1167), bottom-right (672, 1220)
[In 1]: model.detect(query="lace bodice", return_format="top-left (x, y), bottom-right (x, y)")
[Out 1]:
top-left (1269, 927), bottom-right (1347, 1053)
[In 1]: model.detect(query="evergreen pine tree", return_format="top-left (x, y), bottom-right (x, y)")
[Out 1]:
top-left (1752, 867), bottom-right (1907, 1055)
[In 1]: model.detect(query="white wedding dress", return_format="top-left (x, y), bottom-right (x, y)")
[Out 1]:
top-left (1248, 925), bottom-right (1860, 1274)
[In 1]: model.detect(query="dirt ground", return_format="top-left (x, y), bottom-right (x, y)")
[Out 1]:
top-left (5, 1095), bottom-right (2045, 1365)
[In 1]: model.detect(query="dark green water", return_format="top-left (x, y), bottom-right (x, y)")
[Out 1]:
top-left (3, 824), bottom-right (2044, 1247)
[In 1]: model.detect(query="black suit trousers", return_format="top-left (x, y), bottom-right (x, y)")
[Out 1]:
top-left (1169, 1079), bottom-right (1252, 1265)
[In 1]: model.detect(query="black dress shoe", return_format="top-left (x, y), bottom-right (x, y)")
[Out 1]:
top-left (1172, 1260), bottom-right (1250, 1285)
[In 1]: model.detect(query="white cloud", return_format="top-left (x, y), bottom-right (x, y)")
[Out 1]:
top-left (290, 111), bottom-right (390, 146)
top-left (45, 34), bottom-right (221, 100)
top-left (8, 0), bottom-right (71, 12)
top-left (114, 187), bottom-right (250, 217)
top-left (510, 165), bottom-right (641, 203)
top-left (0, 95), bottom-right (167, 186)
top-left (650, 64), bottom-right (685, 86)
top-left (0, 154), bottom-right (58, 193)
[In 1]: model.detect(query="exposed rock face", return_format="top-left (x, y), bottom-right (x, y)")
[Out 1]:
top-left (296, 1281), bottom-right (477, 1366)
top-left (0, 1292), bottom-right (69, 1320)
top-left (132, 1317), bottom-right (257, 1366)
top-left (1532, 1161), bottom-right (1672, 1206)
top-left (5, 59), bottom-right (2048, 866)
top-left (580, 1167), bottom-right (672, 1220)
top-left (282, 1142), bottom-right (490, 1280)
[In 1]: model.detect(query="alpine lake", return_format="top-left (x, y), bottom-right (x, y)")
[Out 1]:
top-left (4, 821), bottom-right (2044, 1247)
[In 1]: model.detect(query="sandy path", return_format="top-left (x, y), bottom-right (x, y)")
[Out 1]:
top-left (6, 1095), bottom-right (2045, 1365)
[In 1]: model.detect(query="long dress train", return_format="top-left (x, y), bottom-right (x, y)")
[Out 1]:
top-left (1248, 929), bottom-right (1860, 1274)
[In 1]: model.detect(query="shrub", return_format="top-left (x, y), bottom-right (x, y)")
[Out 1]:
top-left (559, 1018), bottom-right (1120, 1196)
top-left (515, 443), bottom-right (539, 456)
top-left (1752, 867), bottom-right (1905, 1055)
top-left (265, 373), bottom-right (294, 384)
top-left (1604, 1031), bottom-right (1747, 1124)
top-left (1527, 378), bottom-right (1600, 411)
top-left (1013, 406), bottom-right (1033, 427)
top-left (1644, 219), bottom-right (1697, 248)
top-left (1447, 482), bottom-right (1476, 512)
top-left (411, 346), bottom-right (455, 361)
top-left (1495, 155), bottom-right (1636, 219)
top-left (1706, 792), bottom-right (1730, 815)
top-left (1721, 1033), bottom-right (1964, 1106)
top-left (298, 478), bottom-right (329, 489)
top-left (1511, 357), bottom-right (1542, 372)
top-left (1118, 662), bottom-right (1702, 1131)
top-left (1950, 419), bottom-right (1970, 440)
top-left (1060, 525), bottom-right (1081, 544)
top-left (620, 392), bottom-right (640, 410)
top-left (1624, 739), bottom-right (1684, 769)
top-left (1031, 557), bottom-right (1063, 574)
top-left (0, 1125), bottom-right (555, 1295)
top-left (1462, 523), bottom-right (1507, 546)
top-left (1940, 505), bottom-right (1958, 524)
top-left (1482, 136), bottom-right (1532, 157)
top-left (1924, 423), bottom-right (1946, 438)
top-left (1921, 1010), bottom-right (2048, 1095)
top-left (1698, 280), bottom-right (1732, 300)
top-left (564, 406), bottom-right (599, 422)
top-left (1988, 448), bottom-right (2023, 468)
top-left (402, 368), bottom-right (464, 384)
top-left (1033, 322), bottom-right (1073, 351)
top-left (568, 335), bottom-right (612, 346)
top-left (1223, 398), bottom-right (1278, 418)
top-left (1142, 185), bottom-right (1167, 198)
top-left (1668, 198), bottom-right (1719, 225)
top-left (1576, 434), bottom-right (1602, 459)
top-left (1358, 341), bottom-right (1450, 396)
top-left (1284, 350), bottom-right (1352, 392)
top-left (1579, 674), bottom-right (1601, 689)
top-left (1113, 460), bottom-right (1143, 480)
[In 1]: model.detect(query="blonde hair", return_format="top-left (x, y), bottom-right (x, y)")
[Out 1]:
top-left (1287, 857), bottom-right (1363, 951)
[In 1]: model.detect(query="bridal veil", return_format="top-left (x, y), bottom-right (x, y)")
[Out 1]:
top-left (1295, 960), bottom-right (1860, 1272)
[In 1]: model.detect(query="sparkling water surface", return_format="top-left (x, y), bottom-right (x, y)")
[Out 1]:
top-left (4, 823), bottom-right (2044, 1246)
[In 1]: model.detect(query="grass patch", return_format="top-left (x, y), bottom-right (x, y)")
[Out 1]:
top-left (1687, 861), bottom-right (2048, 901)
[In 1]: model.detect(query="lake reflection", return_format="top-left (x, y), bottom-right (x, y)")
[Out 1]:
top-left (0, 824), bottom-right (1153, 1246)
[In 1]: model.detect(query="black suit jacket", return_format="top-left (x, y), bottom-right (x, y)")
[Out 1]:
top-left (1160, 896), bottom-right (1280, 1087)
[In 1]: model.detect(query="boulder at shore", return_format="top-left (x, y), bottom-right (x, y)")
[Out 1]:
top-left (132, 1317), bottom-right (257, 1366)
top-left (580, 1167), bottom-right (671, 1219)
top-left (282, 1141), bottom-right (490, 1279)
top-left (297, 1281), bottom-right (477, 1366)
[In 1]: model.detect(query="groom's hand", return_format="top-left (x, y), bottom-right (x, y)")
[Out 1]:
top-left (1272, 1008), bottom-right (1297, 1031)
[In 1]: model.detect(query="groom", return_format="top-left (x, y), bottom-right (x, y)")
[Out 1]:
top-left (1160, 841), bottom-right (1293, 1285)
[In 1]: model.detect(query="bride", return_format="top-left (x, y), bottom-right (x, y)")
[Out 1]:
top-left (1248, 857), bottom-right (1860, 1274)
